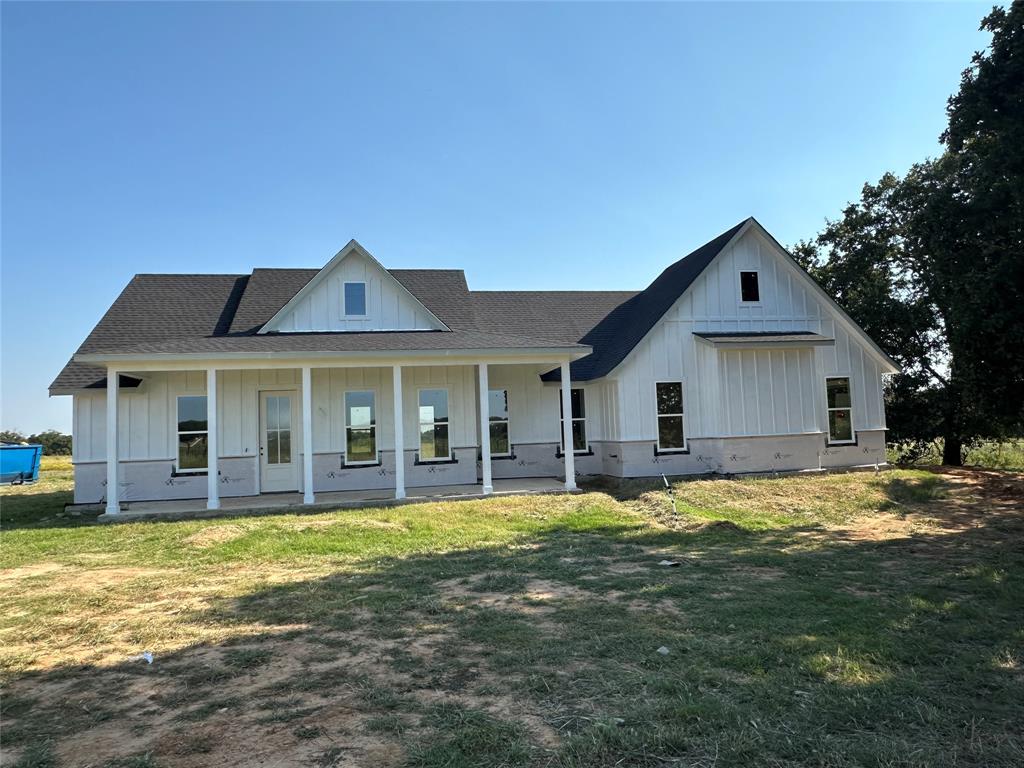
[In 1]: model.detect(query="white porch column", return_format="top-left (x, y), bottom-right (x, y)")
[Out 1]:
top-left (206, 368), bottom-right (220, 510)
top-left (478, 363), bottom-right (493, 494)
top-left (105, 368), bottom-right (119, 515)
top-left (302, 366), bottom-right (315, 505)
top-left (393, 365), bottom-right (405, 500)
top-left (560, 360), bottom-right (578, 491)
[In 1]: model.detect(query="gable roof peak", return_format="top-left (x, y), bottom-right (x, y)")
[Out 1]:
top-left (257, 239), bottom-right (451, 334)
top-left (334, 238), bottom-right (369, 258)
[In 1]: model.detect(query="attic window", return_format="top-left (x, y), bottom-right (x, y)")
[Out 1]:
top-left (740, 271), bottom-right (760, 302)
top-left (343, 282), bottom-right (367, 317)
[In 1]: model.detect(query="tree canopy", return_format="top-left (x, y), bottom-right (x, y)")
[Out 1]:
top-left (794, 3), bottom-right (1024, 464)
top-left (0, 429), bottom-right (72, 455)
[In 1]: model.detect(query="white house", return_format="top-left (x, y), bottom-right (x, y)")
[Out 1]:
top-left (51, 218), bottom-right (898, 514)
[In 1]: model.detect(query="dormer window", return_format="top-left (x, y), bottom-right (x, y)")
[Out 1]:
top-left (343, 281), bottom-right (367, 317)
top-left (740, 271), bottom-right (760, 303)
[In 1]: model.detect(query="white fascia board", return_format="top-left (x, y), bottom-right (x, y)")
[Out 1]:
top-left (257, 239), bottom-right (451, 334)
top-left (74, 346), bottom-right (592, 371)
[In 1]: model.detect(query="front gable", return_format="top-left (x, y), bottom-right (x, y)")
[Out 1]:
top-left (260, 241), bottom-right (448, 333)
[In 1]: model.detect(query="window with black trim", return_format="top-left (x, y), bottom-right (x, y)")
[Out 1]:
top-left (343, 281), bottom-right (367, 316)
top-left (826, 377), bottom-right (854, 443)
top-left (488, 389), bottom-right (510, 456)
top-left (740, 271), bottom-right (760, 302)
top-left (418, 389), bottom-right (450, 460)
top-left (656, 382), bottom-right (685, 451)
top-left (345, 390), bottom-right (377, 464)
top-left (176, 396), bottom-right (208, 472)
top-left (559, 388), bottom-right (588, 454)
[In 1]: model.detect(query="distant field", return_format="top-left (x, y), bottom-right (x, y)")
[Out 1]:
top-left (1, 458), bottom-right (1021, 767)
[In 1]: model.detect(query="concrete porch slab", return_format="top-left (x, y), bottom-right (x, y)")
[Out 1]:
top-left (89, 477), bottom-right (571, 523)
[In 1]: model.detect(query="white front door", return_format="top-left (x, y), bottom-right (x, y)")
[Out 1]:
top-left (260, 390), bottom-right (300, 493)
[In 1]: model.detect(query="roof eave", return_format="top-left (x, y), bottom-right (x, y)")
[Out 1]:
top-left (594, 218), bottom-right (756, 381)
top-left (74, 344), bottom-right (592, 366)
top-left (693, 335), bottom-right (836, 350)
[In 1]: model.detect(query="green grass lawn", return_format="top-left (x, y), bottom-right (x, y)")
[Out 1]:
top-left (1, 462), bottom-right (1021, 767)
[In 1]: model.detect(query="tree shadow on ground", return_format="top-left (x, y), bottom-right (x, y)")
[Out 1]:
top-left (2, 475), bottom-right (1023, 767)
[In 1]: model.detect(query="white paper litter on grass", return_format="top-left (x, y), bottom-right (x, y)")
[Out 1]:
top-left (656, 646), bottom-right (670, 655)
top-left (658, 560), bottom-right (681, 567)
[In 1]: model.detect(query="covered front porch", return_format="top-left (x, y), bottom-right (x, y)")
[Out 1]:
top-left (87, 477), bottom-right (567, 522)
top-left (85, 352), bottom-right (588, 517)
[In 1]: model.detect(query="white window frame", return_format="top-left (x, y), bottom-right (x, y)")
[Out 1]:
top-left (655, 380), bottom-right (687, 452)
top-left (559, 387), bottom-right (589, 455)
top-left (175, 394), bottom-right (209, 473)
top-left (342, 280), bottom-right (368, 318)
top-left (738, 270), bottom-right (761, 304)
top-left (488, 388), bottom-right (511, 457)
top-left (824, 375), bottom-right (855, 444)
top-left (344, 389), bottom-right (378, 466)
top-left (418, 387), bottom-right (452, 462)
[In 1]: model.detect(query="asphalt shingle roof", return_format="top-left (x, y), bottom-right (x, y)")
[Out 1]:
top-left (51, 274), bottom-right (249, 393)
top-left (539, 219), bottom-right (748, 381)
top-left (51, 221), bottom-right (752, 393)
top-left (469, 291), bottom-right (639, 344)
top-left (50, 267), bottom-right (597, 393)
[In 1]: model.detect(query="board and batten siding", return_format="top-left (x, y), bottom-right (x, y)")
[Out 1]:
top-left (73, 369), bottom-right (299, 463)
top-left (269, 251), bottom-right (442, 332)
top-left (609, 226), bottom-right (889, 442)
top-left (72, 365), bottom-right (493, 464)
top-left (399, 366), bottom-right (478, 451)
top-left (487, 365), bottom-right (609, 446)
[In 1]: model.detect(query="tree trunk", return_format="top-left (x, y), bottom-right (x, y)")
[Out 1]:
top-left (943, 435), bottom-right (964, 466)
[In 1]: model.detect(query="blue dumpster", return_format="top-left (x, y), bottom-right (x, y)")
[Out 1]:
top-left (0, 444), bottom-right (43, 485)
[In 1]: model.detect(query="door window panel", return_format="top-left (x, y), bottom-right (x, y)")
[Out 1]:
top-left (265, 395), bottom-right (293, 464)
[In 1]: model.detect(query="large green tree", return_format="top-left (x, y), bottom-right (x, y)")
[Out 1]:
top-left (795, 3), bottom-right (1024, 465)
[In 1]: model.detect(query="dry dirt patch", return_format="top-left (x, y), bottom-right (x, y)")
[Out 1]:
top-left (0, 561), bottom-right (65, 582)
top-left (184, 524), bottom-right (247, 548)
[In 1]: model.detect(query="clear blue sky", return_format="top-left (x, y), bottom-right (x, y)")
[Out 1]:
top-left (1, 1), bottom-right (992, 434)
